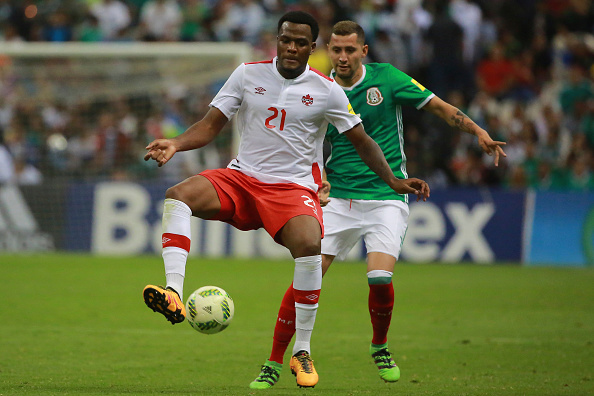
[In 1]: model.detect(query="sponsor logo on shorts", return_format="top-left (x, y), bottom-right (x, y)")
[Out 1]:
top-left (301, 195), bottom-right (318, 216)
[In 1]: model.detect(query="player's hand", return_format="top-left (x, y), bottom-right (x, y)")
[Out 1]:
top-left (477, 131), bottom-right (507, 167)
top-left (391, 178), bottom-right (430, 202)
top-left (144, 139), bottom-right (177, 167)
top-left (318, 180), bottom-right (331, 207)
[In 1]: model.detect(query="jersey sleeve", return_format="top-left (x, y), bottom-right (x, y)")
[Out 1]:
top-left (324, 82), bottom-right (362, 133)
top-left (209, 63), bottom-right (245, 120)
top-left (389, 66), bottom-right (435, 109)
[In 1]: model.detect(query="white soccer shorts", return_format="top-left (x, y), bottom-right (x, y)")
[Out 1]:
top-left (321, 198), bottom-right (409, 261)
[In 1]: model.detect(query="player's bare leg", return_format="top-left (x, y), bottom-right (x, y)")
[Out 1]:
top-left (143, 175), bottom-right (221, 324)
top-left (367, 252), bottom-right (400, 382)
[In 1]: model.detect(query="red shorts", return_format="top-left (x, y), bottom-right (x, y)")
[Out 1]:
top-left (200, 168), bottom-right (324, 244)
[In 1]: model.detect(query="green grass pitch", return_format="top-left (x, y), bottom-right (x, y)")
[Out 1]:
top-left (1, 254), bottom-right (593, 395)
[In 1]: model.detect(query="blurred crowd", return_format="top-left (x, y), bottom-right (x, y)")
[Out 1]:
top-left (0, 0), bottom-right (592, 191)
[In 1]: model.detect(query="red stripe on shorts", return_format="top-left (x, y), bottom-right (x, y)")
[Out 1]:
top-left (162, 233), bottom-right (191, 252)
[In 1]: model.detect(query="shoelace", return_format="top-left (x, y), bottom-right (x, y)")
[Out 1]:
top-left (295, 352), bottom-right (314, 373)
top-left (372, 349), bottom-right (396, 369)
top-left (256, 366), bottom-right (280, 384)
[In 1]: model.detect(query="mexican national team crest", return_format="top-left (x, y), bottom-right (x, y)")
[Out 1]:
top-left (366, 87), bottom-right (383, 106)
top-left (302, 94), bottom-right (313, 106)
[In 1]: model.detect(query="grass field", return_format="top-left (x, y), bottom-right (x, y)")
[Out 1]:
top-left (1, 254), bottom-right (593, 396)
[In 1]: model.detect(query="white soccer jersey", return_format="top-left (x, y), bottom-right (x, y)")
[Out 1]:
top-left (210, 57), bottom-right (361, 192)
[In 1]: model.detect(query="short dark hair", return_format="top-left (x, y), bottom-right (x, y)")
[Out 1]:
top-left (277, 11), bottom-right (319, 42)
top-left (332, 20), bottom-right (365, 44)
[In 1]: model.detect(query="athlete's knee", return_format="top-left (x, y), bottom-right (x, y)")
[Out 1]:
top-left (288, 235), bottom-right (321, 258)
top-left (165, 184), bottom-right (191, 204)
top-left (166, 177), bottom-right (213, 210)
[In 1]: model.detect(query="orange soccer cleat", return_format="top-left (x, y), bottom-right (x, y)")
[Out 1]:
top-left (290, 350), bottom-right (318, 388)
top-left (143, 285), bottom-right (186, 324)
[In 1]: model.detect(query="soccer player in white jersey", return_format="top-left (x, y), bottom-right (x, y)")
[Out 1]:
top-left (142, 11), bottom-right (430, 389)
top-left (250, 20), bottom-right (507, 388)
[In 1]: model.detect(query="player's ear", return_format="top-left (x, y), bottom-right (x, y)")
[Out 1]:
top-left (362, 44), bottom-right (369, 57)
top-left (311, 42), bottom-right (316, 53)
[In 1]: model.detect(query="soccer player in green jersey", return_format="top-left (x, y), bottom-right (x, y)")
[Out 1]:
top-left (249, 21), bottom-right (506, 388)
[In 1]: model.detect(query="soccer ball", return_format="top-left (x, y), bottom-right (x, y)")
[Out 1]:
top-left (185, 286), bottom-right (234, 334)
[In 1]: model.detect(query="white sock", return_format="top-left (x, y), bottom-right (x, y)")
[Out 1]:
top-left (292, 255), bottom-right (322, 355)
top-left (161, 198), bottom-right (192, 301)
top-left (164, 250), bottom-right (186, 300)
top-left (293, 303), bottom-right (317, 355)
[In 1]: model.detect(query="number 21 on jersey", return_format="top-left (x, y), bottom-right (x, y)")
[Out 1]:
top-left (265, 107), bottom-right (286, 131)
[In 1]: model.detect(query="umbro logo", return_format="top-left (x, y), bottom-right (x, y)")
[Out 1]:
top-left (255, 87), bottom-right (266, 95)
top-left (305, 294), bottom-right (318, 301)
top-left (162, 236), bottom-right (171, 244)
top-left (302, 94), bottom-right (313, 106)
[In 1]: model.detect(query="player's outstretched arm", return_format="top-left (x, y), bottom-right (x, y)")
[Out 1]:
top-left (343, 124), bottom-right (430, 202)
top-left (423, 96), bottom-right (507, 166)
top-left (144, 107), bottom-right (229, 167)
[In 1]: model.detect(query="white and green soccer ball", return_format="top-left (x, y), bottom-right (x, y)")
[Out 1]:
top-left (185, 286), bottom-right (234, 334)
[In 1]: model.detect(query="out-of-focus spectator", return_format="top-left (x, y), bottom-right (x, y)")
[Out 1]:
top-left (43, 11), bottom-right (73, 42)
top-left (1, 24), bottom-right (25, 42)
top-left (559, 0), bottom-right (594, 34)
top-left (369, 29), bottom-right (408, 72)
top-left (67, 127), bottom-right (96, 175)
top-left (394, 0), bottom-right (432, 70)
top-left (138, 0), bottom-right (182, 41)
top-left (509, 49), bottom-right (538, 102)
top-left (455, 146), bottom-right (489, 186)
top-left (476, 42), bottom-right (515, 99)
top-left (424, 0), bottom-right (466, 98)
top-left (4, 118), bottom-right (40, 166)
top-left (0, 144), bottom-right (14, 183)
top-left (582, 100), bottom-right (594, 148)
top-left (41, 101), bottom-right (69, 131)
top-left (449, 0), bottom-right (482, 65)
top-left (0, 0), bottom-right (13, 26)
top-left (520, 141), bottom-right (540, 188)
top-left (89, 0), bottom-right (131, 41)
top-left (93, 111), bottom-right (133, 176)
top-left (559, 62), bottom-right (593, 119)
top-left (13, 156), bottom-right (43, 185)
top-left (503, 131), bottom-right (527, 168)
top-left (179, 0), bottom-right (213, 41)
top-left (0, 0), bottom-right (591, 190)
top-left (213, 0), bottom-right (265, 45)
top-left (530, 34), bottom-right (553, 87)
top-left (254, 30), bottom-right (277, 60)
top-left (75, 13), bottom-right (103, 42)
top-left (567, 152), bottom-right (594, 191)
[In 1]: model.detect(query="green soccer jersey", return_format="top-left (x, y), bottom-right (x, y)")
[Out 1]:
top-left (325, 63), bottom-right (434, 203)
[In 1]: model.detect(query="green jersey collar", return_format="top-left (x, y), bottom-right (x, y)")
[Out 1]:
top-left (331, 64), bottom-right (367, 91)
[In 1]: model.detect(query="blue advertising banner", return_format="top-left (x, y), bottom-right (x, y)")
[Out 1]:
top-left (65, 182), bottom-right (168, 252)
top-left (527, 191), bottom-right (594, 267)
top-left (63, 182), bottom-right (526, 263)
top-left (401, 189), bottom-right (525, 263)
